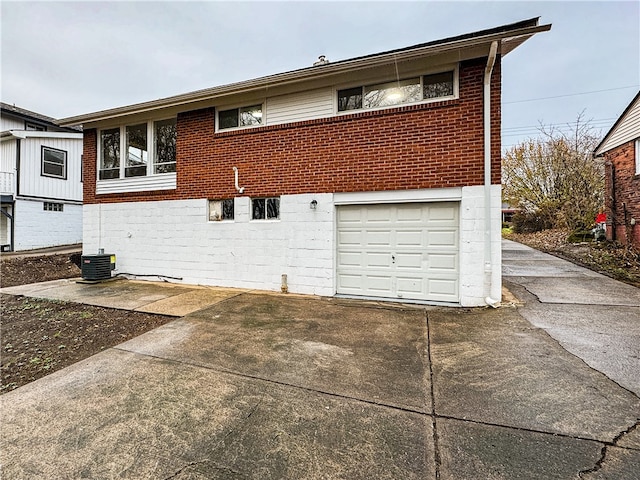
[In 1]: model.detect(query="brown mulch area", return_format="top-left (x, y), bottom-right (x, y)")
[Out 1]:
top-left (1, 254), bottom-right (173, 394)
top-left (506, 229), bottom-right (640, 287)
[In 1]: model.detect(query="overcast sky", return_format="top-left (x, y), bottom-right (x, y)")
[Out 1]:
top-left (1, 1), bottom-right (638, 148)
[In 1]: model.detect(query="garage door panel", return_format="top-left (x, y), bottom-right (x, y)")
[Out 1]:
top-left (338, 230), bottom-right (362, 246)
top-left (396, 206), bottom-right (424, 222)
top-left (337, 273), bottom-right (363, 290)
top-left (427, 230), bottom-right (458, 247)
top-left (395, 230), bottom-right (423, 247)
top-left (365, 275), bottom-right (393, 293)
top-left (337, 251), bottom-right (362, 268)
top-left (396, 276), bottom-right (424, 295)
top-left (366, 207), bottom-right (393, 223)
top-left (365, 252), bottom-right (392, 268)
top-left (337, 207), bottom-right (364, 224)
top-left (337, 202), bottom-right (459, 303)
top-left (427, 253), bottom-right (457, 271)
top-left (428, 205), bottom-right (458, 222)
top-left (427, 278), bottom-right (458, 298)
top-left (395, 252), bottom-right (423, 269)
top-left (365, 230), bottom-right (392, 246)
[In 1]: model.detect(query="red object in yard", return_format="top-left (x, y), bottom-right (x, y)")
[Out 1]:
top-left (596, 212), bottom-right (606, 224)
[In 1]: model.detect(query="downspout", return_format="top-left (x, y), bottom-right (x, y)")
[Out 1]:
top-left (16, 138), bottom-right (21, 196)
top-left (484, 41), bottom-right (499, 307)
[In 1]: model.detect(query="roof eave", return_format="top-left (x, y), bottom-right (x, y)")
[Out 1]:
top-left (59, 20), bottom-right (551, 127)
top-left (594, 90), bottom-right (640, 156)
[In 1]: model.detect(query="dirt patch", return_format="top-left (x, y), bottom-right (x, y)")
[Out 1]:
top-left (505, 229), bottom-right (640, 287)
top-left (0, 253), bottom-right (82, 288)
top-left (1, 254), bottom-right (173, 394)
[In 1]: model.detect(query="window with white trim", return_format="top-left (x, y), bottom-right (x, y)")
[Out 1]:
top-left (251, 197), bottom-right (280, 220)
top-left (154, 119), bottom-right (177, 173)
top-left (338, 70), bottom-right (456, 112)
top-left (209, 199), bottom-right (234, 221)
top-left (636, 138), bottom-right (640, 176)
top-left (99, 118), bottom-right (176, 180)
top-left (41, 146), bottom-right (67, 179)
top-left (218, 105), bottom-right (263, 130)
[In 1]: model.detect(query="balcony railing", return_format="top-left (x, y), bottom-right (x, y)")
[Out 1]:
top-left (0, 171), bottom-right (15, 196)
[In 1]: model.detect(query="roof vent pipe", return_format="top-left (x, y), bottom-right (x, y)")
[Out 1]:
top-left (313, 55), bottom-right (329, 66)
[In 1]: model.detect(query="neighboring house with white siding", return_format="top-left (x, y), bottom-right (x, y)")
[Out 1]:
top-left (59, 18), bottom-right (550, 307)
top-left (594, 91), bottom-right (640, 248)
top-left (1, 103), bottom-right (83, 251)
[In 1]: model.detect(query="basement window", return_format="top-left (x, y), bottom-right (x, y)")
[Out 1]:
top-left (209, 199), bottom-right (234, 221)
top-left (43, 202), bottom-right (64, 212)
top-left (252, 197), bottom-right (280, 220)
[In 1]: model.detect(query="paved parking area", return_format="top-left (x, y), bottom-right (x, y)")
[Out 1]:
top-left (1, 245), bottom-right (640, 478)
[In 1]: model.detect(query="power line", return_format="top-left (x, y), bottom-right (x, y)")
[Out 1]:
top-left (503, 85), bottom-right (639, 105)
top-left (502, 118), bottom-right (616, 132)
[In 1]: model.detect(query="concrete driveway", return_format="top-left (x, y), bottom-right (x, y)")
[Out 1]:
top-left (2, 244), bottom-right (640, 479)
top-left (503, 239), bottom-right (640, 397)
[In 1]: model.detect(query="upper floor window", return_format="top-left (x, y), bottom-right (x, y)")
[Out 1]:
top-left (41, 146), bottom-right (67, 179)
top-left (154, 119), bottom-right (177, 174)
top-left (636, 138), bottom-right (640, 176)
top-left (26, 122), bottom-right (46, 131)
top-left (218, 105), bottom-right (263, 130)
top-left (338, 69), bottom-right (455, 112)
top-left (99, 118), bottom-right (176, 180)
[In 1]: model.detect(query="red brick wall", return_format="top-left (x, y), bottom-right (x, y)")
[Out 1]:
top-left (604, 140), bottom-right (640, 247)
top-left (83, 57), bottom-right (502, 204)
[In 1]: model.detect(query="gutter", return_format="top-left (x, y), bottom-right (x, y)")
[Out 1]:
top-left (484, 41), bottom-right (499, 308)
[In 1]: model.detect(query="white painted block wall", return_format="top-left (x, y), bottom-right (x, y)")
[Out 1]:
top-left (83, 193), bottom-right (335, 296)
top-left (14, 199), bottom-right (82, 250)
top-left (84, 188), bottom-right (501, 306)
top-left (459, 185), bottom-right (502, 306)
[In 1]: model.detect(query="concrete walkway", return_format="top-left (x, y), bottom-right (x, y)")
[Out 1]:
top-left (1, 244), bottom-right (639, 478)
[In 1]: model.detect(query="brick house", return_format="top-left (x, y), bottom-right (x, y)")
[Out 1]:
top-left (59, 18), bottom-right (549, 306)
top-left (594, 91), bottom-right (640, 248)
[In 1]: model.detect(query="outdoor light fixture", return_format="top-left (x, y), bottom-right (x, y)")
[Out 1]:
top-left (310, 199), bottom-right (318, 210)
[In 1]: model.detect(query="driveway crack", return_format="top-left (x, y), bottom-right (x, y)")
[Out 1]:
top-left (425, 310), bottom-right (441, 479)
top-left (163, 460), bottom-right (210, 479)
top-left (578, 418), bottom-right (640, 478)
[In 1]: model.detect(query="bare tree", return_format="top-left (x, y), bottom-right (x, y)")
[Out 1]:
top-left (502, 113), bottom-right (604, 231)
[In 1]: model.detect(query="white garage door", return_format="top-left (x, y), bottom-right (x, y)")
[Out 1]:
top-left (336, 202), bottom-right (459, 303)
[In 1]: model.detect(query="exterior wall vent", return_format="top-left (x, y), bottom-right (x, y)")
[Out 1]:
top-left (81, 254), bottom-right (115, 281)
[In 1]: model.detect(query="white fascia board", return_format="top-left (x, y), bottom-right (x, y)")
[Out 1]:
top-left (333, 187), bottom-right (463, 205)
top-left (594, 92), bottom-right (640, 156)
top-left (6, 130), bottom-right (83, 140)
top-left (59, 23), bottom-right (550, 128)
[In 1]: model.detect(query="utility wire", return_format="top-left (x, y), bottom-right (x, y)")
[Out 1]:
top-left (503, 118), bottom-right (616, 132)
top-left (503, 85), bottom-right (639, 105)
